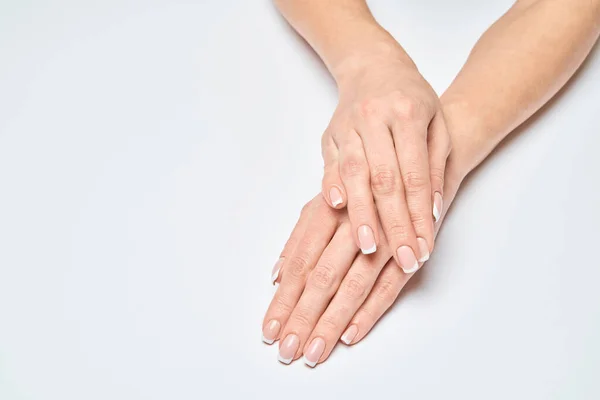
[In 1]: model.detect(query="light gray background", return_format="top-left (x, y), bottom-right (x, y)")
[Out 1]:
top-left (1, 1), bottom-right (599, 399)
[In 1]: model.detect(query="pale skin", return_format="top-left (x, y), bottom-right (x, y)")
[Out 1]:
top-left (264, 0), bottom-right (600, 367)
top-left (274, 0), bottom-right (451, 272)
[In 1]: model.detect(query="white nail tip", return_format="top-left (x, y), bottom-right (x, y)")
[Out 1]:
top-left (262, 335), bottom-right (275, 345)
top-left (418, 253), bottom-right (430, 263)
top-left (278, 354), bottom-right (292, 365)
top-left (433, 203), bottom-right (441, 222)
top-left (271, 269), bottom-right (280, 285)
top-left (361, 244), bottom-right (377, 255)
top-left (340, 334), bottom-right (352, 345)
top-left (332, 198), bottom-right (343, 207)
top-left (402, 261), bottom-right (420, 274)
top-left (303, 356), bottom-right (317, 368)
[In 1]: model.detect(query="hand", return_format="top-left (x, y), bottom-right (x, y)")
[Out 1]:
top-left (322, 46), bottom-right (451, 274)
top-left (263, 157), bottom-right (465, 367)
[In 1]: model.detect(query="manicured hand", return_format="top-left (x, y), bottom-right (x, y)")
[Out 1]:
top-left (322, 50), bottom-right (450, 273)
top-left (262, 163), bottom-right (461, 367)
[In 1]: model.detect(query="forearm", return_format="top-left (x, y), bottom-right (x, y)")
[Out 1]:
top-left (441, 0), bottom-right (600, 179)
top-left (273, 0), bottom-right (415, 82)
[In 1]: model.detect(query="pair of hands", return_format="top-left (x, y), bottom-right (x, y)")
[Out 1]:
top-left (261, 40), bottom-right (458, 367)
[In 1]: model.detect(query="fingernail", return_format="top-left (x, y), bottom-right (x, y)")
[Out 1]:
top-left (278, 334), bottom-right (299, 365)
top-left (271, 257), bottom-right (284, 285)
top-left (303, 337), bottom-right (325, 368)
top-left (358, 225), bottom-right (376, 254)
top-left (417, 237), bottom-right (430, 263)
top-left (329, 187), bottom-right (343, 208)
top-left (433, 192), bottom-right (443, 222)
top-left (341, 325), bottom-right (358, 345)
top-left (262, 320), bottom-right (281, 345)
top-left (397, 245), bottom-right (419, 274)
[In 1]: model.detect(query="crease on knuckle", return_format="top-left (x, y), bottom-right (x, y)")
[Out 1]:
top-left (403, 171), bottom-right (428, 194)
top-left (374, 278), bottom-right (398, 306)
top-left (274, 294), bottom-right (293, 316)
top-left (291, 307), bottom-right (313, 329)
top-left (371, 167), bottom-right (400, 196)
top-left (341, 156), bottom-right (365, 179)
top-left (341, 273), bottom-right (367, 300)
top-left (319, 312), bottom-right (340, 331)
top-left (429, 167), bottom-right (445, 189)
top-left (310, 263), bottom-right (337, 291)
top-left (385, 219), bottom-right (410, 241)
top-left (349, 200), bottom-right (369, 216)
top-left (288, 254), bottom-right (311, 280)
top-left (409, 213), bottom-right (429, 232)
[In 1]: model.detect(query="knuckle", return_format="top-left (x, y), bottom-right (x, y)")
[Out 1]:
top-left (341, 273), bottom-right (367, 300)
top-left (392, 98), bottom-right (429, 122)
top-left (340, 155), bottom-right (366, 179)
top-left (349, 200), bottom-right (369, 216)
top-left (371, 167), bottom-right (400, 196)
top-left (319, 312), bottom-right (340, 331)
top-left (403, 171), bottom-right (428, 194)
top-left (373, 278), bottom-right (397, 306)
top-left (385, 219), bottom-right (410, 241)
top-left (287, 254), bottom-right (311, 279)
top-left (309, 263), bottom-right (337, 291)
top-left (274, 294), bottom-right (293, 316)
top-left (409, 212), bottom-right (429, 230)
top-left (291, 307), bottom-right (313, 329)
top-left (355, 98), bottom-right (382, 119)
top-left (429, 167), bottom-right (445, 189)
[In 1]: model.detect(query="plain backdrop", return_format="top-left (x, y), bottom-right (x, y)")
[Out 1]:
top-left (1, 1), bottom-right (599, 399)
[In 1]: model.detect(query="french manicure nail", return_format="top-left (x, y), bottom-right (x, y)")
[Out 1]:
top-left (278, 334), bottom-right (300, 365)
top-left (341, 325), bottom-right (358, 345)
top-left (417, 237), bottom-right (430, 263)
top-left (329, 187), bottom-right (343, 208)
top-left (397, 245), bottom-right (419, 274)
top-left (303, 337), bottom-right (325, 368)
top-left (262, 320), bottom-right (281, 345)
top-left (433, 192), bottom-right (443, 222)
top-left (358, 225), bottom-right (376, 254)
top-left (271, 257), bottom-right (284, 285)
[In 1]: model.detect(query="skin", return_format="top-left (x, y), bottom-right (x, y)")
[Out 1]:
top-left (274, 0), bottom-right (451, 272)
top-left (264, 0), bottom-right (600, 367)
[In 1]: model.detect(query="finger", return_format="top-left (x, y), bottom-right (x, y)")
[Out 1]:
top-left (261, 199), bottom-right (338, 345)
top-left (301, 235), bottom-right (392, 367)
top-left (391, 107), bottom-right (435, 271)
top-left (341, 258), bottom-right (411, 345)
top-left (336, 129), bottom-right (380, 255)
top-left (428, 112), bottom-right (451, 224)
top-left (354, 118), bottom-right (421, 273)
top-left (321, 132), bottom-right (346, 209)
top-left (270, 196), bottom-right (315, 286)
top-left (276, 222), bottom-right (358, 365)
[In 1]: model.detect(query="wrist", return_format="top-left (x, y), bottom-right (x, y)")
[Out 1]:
top-left (441, 96), bottom-right (493, 183)
top-left (329, 29), bottom-right (417, 87)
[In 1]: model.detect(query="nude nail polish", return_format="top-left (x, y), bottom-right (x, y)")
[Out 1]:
top-left (358, 225), bottom-right (376, 254)
top-left (341, 325), bottom-right (358, 345)
top-left (262, 320), bottom-right (281, 345)
top-left (303, 337), bottom-right (325, 368)
top-left (329, 187), bottom-right (343, 208)
top-left (433, 192), bottom-right (443, 222)
top-left (278, 334), bottom-right (300, 364)
top-left (417, 237), bottom-right (430, 263)
top-left (271, 257), bottom-right (284, 285)
top-left (397, 245), bottom-right (419, 274)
